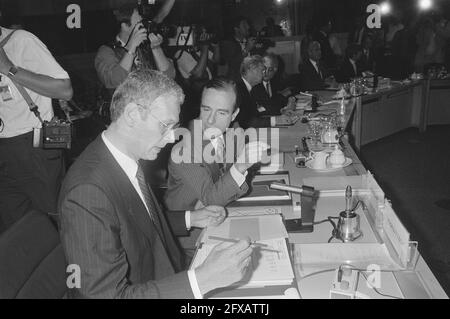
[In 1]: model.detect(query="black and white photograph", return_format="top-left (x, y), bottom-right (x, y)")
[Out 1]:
top-left (0, 0), bottom-right (449, 305)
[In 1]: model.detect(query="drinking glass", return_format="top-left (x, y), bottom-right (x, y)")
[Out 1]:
top-left (308, 120), bottom-right (322, 146)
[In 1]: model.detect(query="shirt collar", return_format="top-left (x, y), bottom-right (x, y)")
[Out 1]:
top-left (242, 77), bottom-right (253, 92)
top-left (310, 59), bottom-right (318, 67)
top-left (102, 132), bottom-right (138, 181)
top-left (210, 135), bottom-right (224, 150)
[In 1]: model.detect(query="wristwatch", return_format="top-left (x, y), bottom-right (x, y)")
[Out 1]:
top-left (7, 66), bottom-right (19, 78)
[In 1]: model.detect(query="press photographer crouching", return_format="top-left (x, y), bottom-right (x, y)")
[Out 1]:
top-left (95, 2), bottom-right (176, 124)
top-left (0, 24), bottom-right (73, 233)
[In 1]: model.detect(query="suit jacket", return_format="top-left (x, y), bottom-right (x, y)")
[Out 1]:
top-left (299, 60), bottom-right (327, 91)
top-left (251, 80), bottom-right (287, 116)
top-left (165, 137), bottom-right (249, 211)
top-left (312, 31), bottom-right (336, 69)
top-left (336, 58), bottom-right (361, 83)
top-left (58, 135), bottom-right (193, 299)
top-left (358, 48), bottom-right (376, 72)
top-left (234, 78), bottom-right (271, 129)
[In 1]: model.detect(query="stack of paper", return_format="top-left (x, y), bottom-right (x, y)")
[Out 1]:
top-left (192, 237), bottom-right (294, 288)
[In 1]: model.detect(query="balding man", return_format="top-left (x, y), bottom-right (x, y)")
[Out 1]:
top-left (251, 53), bottom-right (290, 116)
top-left (235, 55), bottom-right (296, 129)
top-left (299, 41), bottom-right (328, 91)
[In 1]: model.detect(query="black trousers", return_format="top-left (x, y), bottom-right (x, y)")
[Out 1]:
top-left (0, 131), bottom-right (63, 233)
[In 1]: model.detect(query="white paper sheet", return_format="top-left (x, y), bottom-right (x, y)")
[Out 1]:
top-left (201, 214), bottom-right (288, 244)
top-left (192, 237), bottom-right (295, 288)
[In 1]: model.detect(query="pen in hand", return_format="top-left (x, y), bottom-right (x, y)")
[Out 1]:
top-left (208, 236), bottom-right (281, 253)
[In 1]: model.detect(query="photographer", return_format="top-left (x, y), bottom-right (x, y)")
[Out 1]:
top-left (175, 26), bottom-right (220, 88)
top-left (174, 26), bottom-right (220, 124)
top-left (0, 22), bottom-right (73, 233)
top-left (220, 16), bottom-right (257, 81)
top-left (95, 3), bottom-right (176, 118)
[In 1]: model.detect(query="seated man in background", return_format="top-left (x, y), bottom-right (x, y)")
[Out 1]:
top-left (165, 77), bottom-right (269, 211)
top-left (235, 55), bottom-right (297, 129)
top-left (59, 69), bottom-right (254, 299)
top-left (95, 3), bottom-right (176, 122)
top-left (251, 53), bottom-right (291, 116)
top-left (358, 35), bottom-right (376, 73)
top-left (299, 41), bottom-right (330, 91)
top-left (336, 43), bottom-right (363, 83)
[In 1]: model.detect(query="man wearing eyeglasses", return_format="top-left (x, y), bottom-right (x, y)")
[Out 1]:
top-left (59, 70), bottom-right (253, 299)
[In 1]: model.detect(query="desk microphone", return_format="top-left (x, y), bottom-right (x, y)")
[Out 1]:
top-left (270, 183), bottom-right (316, 233)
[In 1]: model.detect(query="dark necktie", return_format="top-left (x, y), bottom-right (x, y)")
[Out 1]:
top-left (135, 162), bottom-right (166, 246)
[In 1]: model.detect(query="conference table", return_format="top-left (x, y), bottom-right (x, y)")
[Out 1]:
top-left (266, 88), bottom-right (449, 299)
top-left (188, 81), bottom-right (448, 298)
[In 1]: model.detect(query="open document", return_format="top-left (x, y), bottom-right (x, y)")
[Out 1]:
top-left (192, 237), bottom-right (295, 288)
top-left (191, 214), bottom-right (295, 290)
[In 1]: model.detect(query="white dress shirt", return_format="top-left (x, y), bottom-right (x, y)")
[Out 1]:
top-left (210, 135), bottom-right (247, 187)
top-left (242, 77), bottom-right (277, 126)
top-left (310, 59), bottom-right (323, 79)
top-left (263, 80), bottom-right (272, 98)
top-left (101, 132), bottom-right (203, 299)
top-left (349, 58), bottom-right (357, 77)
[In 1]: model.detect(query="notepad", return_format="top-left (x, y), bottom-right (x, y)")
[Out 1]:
top-left (200, 214), bottom-right (288, 244)
top-left (192, 237), bottom-right (295, 289)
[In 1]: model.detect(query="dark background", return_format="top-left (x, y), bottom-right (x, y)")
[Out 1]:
top-left (1, 0), bottom-right (449, 56)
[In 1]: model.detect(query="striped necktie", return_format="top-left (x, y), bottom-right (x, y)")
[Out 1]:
top-left (264, 81), bottom-right (272, 98)
top-left (215, 137), bottom-right (226, 176)
top-left (135, 162), bottom-right (166, 245)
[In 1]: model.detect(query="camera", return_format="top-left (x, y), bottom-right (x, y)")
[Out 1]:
top-left (167, 25), bottom-right (217, 47)
top-left (33, 119), bottom-right (72, 149)
top-left (137, 0), bottom-right (176, 41)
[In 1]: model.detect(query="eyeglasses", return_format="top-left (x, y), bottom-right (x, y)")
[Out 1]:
top-left (137, 103), bottom-right (179, 135)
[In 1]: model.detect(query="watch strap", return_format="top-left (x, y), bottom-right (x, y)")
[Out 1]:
top-left (8, 66), bottom-right (19, 77)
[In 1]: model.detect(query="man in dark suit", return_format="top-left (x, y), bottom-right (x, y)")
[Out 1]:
top-left (358, 35), bottom-right (376, 73)
top-left (235, 55), bottom-right (269, 129)
top-left (59, 70), bottom-right (253, 299)
top-left (336, 43), bottom-right (363, 83)
top-left (165, 78), bottom-right (270, 211)
top-left (312, 19), bottom-right (336, 71)
top-left (251, 53), bottom-right (290, 116)
top-left (235, 55), bottom-right (296, 129)
top-left (299, 41), bottom-right (329, 91)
